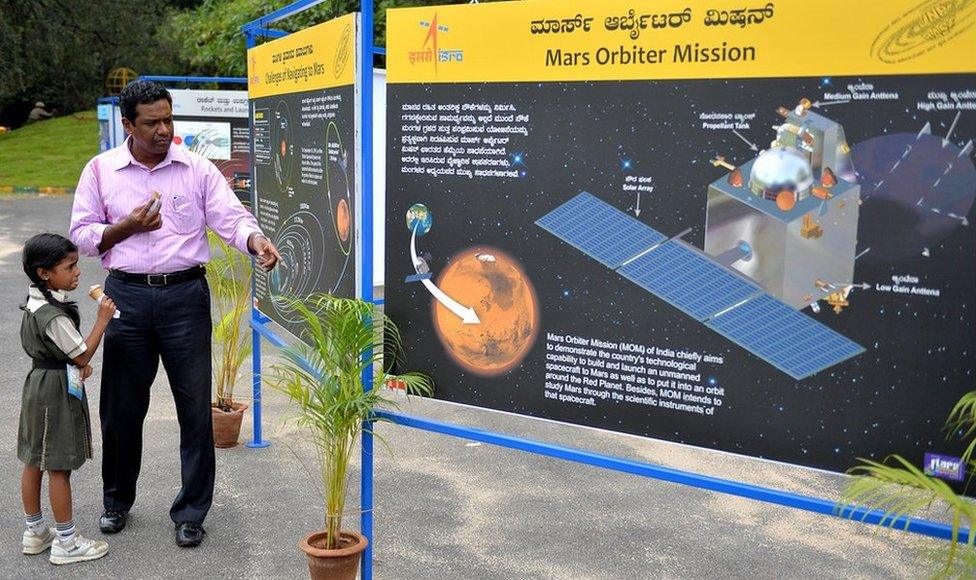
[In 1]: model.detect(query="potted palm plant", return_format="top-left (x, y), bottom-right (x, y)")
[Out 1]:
top-left (206, 231), bottom-right (253, 447)
top-left (270, 293), bottom-right (432, 580)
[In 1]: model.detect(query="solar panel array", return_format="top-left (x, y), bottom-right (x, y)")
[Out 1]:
top-left (536, 192), bottom-right (864, 380)
top-left (535, 192), bottom-right (666, 268)
top-left (707, 295), bottom-right (864, 379)
top-left (618, 240), bottom-right (761, 322)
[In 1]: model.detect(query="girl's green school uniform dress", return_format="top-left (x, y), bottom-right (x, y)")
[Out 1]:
top-left (17, 289), bottom-right (93, 471)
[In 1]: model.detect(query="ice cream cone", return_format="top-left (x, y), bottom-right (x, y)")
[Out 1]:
top-left (89, 284), bottom-right (121, 319)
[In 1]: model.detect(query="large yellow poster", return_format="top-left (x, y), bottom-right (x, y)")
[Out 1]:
top-left (388, 0), bottom-right (976, 83)
top-left (385, 0), bottom-right (976, 475)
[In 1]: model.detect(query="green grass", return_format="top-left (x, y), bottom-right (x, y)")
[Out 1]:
top-left (0, 111), bottom-right (100, 187)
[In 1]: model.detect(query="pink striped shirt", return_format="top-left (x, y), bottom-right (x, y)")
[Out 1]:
top-left (70, 138), bottom-right (261, 274)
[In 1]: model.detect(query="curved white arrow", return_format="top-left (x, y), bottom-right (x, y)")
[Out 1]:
top-left (411, 226), bottom-right (480, 324)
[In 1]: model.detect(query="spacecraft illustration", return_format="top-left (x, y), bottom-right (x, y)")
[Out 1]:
top-left (704, 98), bottom-right (861, 311)
top-left (536, 99), bottom-right (867, 380)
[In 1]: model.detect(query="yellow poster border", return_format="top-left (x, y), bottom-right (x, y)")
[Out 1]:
top-left (247, 13), bottom-right (358, 98)
top-left (388, 0), bottom-right (976, 84)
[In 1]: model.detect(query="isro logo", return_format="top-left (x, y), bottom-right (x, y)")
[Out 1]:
top-left (408, 13), bottom-right (464, 70)
top-left (924, 452), bottom-right (965, 482)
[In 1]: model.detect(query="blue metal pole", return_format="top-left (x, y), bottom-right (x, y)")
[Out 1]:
top-left (246, 316), bottom-right (270, 449)
top-left (240, 0), bottom-right (330, 33)
top-left (139, 75), bottom-right (248, 85)
top-left (248, 27), bottom-right (290, 40)
top-left (244, 30), bottom-right (270, 449)
top-left (360, 2), bottom-right (376, 578)
top-left (376, 410), bottom-right (970, 544)
top-left (109, 97), bottom-right (120, 149)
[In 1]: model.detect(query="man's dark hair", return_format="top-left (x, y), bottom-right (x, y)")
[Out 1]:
top-left (119, 80), bottom-right (172, 122)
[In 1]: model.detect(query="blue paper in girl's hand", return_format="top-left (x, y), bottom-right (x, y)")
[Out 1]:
top-left (66, 365), bottom-right (84, 400)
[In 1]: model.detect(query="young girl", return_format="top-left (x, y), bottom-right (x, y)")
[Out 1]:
top-left (19, 233), bottom-right (115, 565)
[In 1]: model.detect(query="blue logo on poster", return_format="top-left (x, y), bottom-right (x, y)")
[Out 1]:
top-left (924, 452), bottom-right (964, 482)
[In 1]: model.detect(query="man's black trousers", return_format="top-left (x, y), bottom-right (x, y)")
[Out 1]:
top-left (100, 274), bottom-right (214, 525)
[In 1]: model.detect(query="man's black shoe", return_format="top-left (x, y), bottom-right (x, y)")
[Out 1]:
top-left (175, 522), bottom-right (206, 547)
top-left (99, 509), bottom-right (128, 534)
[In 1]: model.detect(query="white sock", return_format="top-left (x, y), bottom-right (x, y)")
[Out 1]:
top-left (25, 512), bottom-right (45, 535)
top-left (55, 521), bottom-right (76, 545)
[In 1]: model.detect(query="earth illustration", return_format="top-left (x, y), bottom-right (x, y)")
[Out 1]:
top-left (432, 246), bottom-right (539, 376)
top-left (406, 203), bottom-right (433, 236)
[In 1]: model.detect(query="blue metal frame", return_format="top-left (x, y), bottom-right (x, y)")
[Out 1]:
top-left (140, 75), bottom-right (248, 85)
top-left (96, 96), bottom-right (122, 151)
top-left (244, 0), bottom-right (329, 29)
top-left (242, 31), bottom-right (273, 450)
top-left (241, 3), bottom-right (970, 578)
top-left (248, 27), bottom-right (290, 40)
top-left (377, 410), bottom-right (969, 543)
top-left (358, 4), bottom-right (378, 576)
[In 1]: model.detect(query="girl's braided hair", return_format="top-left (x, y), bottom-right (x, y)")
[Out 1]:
top-left (21, 233), bottom-right (81, 329)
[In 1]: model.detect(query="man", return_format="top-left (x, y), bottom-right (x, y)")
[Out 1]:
top-left (26, 101), bottom-right (53, 124)
top-left (69, 80), bottom-right (280, 548)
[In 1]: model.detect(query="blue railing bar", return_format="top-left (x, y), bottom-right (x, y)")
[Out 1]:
top-left (140, 75), bottom-right (247, 85)
top-left (372, 298), bottom-right (384, 306)
top-left (241, 0), bottom-right (329, 33)
top-left (251, 319), bottom-right (327, 381)
top-left (250, 27), bottom-right (290, 39)
top-left (373, 46), bottom-right (386, 55)
top-left (376, 410), bottom-right (970, 544)
top-left (250, 318), bottom-right (288, 349)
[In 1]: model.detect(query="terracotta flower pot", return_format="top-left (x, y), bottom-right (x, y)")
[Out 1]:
top-left (211, 402), bottom-right (248, 448)
top-left (299, 530), bottom-right (368, 580)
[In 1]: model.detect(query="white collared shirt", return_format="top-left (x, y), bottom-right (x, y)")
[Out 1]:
top-left (26, 287), bottom-right (87, 359)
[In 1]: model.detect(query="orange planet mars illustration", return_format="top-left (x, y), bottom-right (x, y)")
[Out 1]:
top-left (432, 246), bottom-right (539, 376)
top-left (336, 198), bottom-right (350, 242)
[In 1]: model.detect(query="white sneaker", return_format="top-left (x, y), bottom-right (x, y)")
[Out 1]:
top-left (22, 526), bottom-right (55, 554)
top-left (48, 533), bottom-right (108, 565)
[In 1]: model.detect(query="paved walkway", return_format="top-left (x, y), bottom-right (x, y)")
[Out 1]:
top-left (0, 195), bottom-right (942, 578)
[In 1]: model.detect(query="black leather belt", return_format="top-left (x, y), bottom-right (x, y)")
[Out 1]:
top-left (109, 265), bottom-right (206, 287)
top-left (33, 359), bottom-right (67, 370)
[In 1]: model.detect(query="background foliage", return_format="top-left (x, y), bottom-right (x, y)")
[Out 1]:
top-left (0, 0), bottom-right (184, 126)
top-left (0, 0), bottom-right (494, 127)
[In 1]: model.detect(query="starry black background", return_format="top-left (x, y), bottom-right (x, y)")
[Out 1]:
top-left (385, 74), bottom-right (975, 474)
top-left (252, 85), bottom-right (357, 340)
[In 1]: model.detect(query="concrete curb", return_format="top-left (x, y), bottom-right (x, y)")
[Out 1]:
top-left (0, 185), bottom-right (75, 194)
